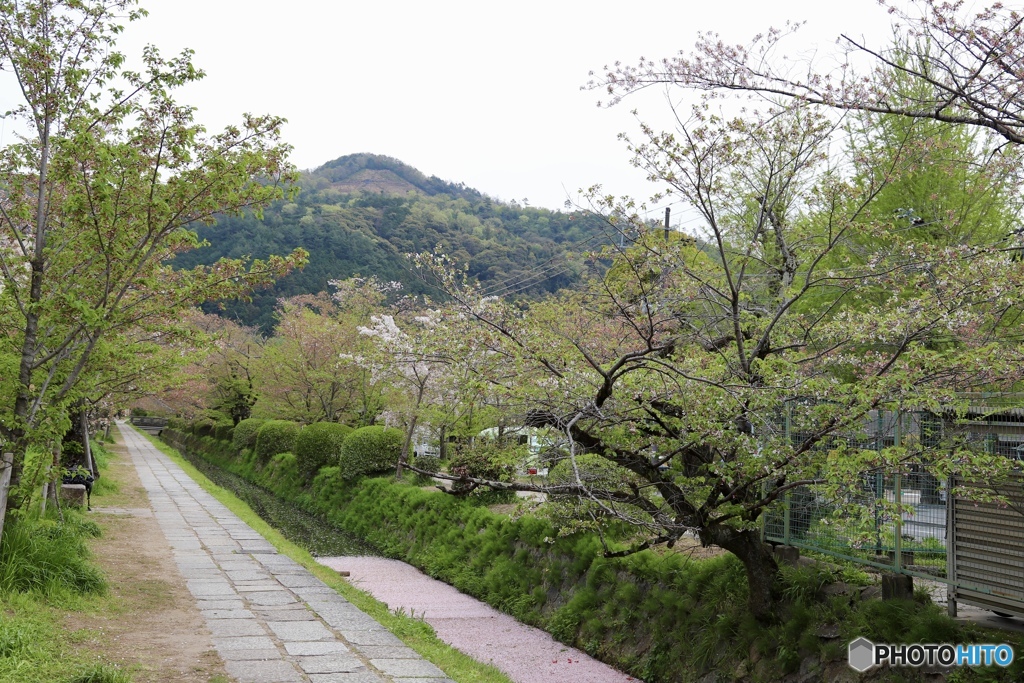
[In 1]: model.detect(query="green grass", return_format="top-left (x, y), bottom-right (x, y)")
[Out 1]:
top-left (0, 514), bottom-right (105, 598)
top-left (89, 444), bottom-right (119, 498)
top-left (0, 438), bottom-right (143, 683)
top-left (66, 664), bottom-right (133, 683)
top-left (0, 505), bottom-right (131, 682)
top-left (142, 431), bottom-right (514, 683)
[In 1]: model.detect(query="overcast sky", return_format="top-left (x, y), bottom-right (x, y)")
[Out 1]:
top-left (7, 1), bottom-right (900, 212)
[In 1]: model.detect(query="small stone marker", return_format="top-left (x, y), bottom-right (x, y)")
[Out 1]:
top-left (60, 483), bottom-right (87, 507)
top-left (881, 573), bottom-right (914, 601)
top-left (773, 544), bottom-right (800, 565)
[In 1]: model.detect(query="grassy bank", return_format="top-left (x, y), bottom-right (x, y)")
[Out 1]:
top-left (161, 428), bottom-right (1024, 683)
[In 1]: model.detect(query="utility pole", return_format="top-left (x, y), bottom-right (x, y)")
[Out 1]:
top-left (664, 207), bottom-right (671, 240)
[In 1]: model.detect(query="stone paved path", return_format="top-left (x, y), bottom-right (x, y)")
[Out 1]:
top-left (119, 423), bottom-right (454, 683)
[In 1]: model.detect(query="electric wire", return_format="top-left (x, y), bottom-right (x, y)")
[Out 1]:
top-left (475, 223), bottom-right (621, 298)
top-left (476, 200), bottom-right (695, 299)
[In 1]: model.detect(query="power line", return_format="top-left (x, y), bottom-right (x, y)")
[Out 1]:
top-left (479, 206), bottom-right (715, 299)
top-left (476, 223), bottom-right (621, 297)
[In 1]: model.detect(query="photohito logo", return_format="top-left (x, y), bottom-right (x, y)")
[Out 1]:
top-left (848, 638), bottom-right (1014, 671)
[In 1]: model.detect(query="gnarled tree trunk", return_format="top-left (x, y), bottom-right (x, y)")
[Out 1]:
top-left (703, 526), bottom-right (783, 622)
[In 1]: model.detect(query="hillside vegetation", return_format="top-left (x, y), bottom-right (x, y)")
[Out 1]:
top-left (173, 153), bottom-right (614, 331)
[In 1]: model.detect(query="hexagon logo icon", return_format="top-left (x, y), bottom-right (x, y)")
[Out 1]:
top-left (848, 637), bottom-right (875, 672)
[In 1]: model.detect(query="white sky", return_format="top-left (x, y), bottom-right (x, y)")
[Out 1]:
top-left (5, 1), bottom-right (899, 212)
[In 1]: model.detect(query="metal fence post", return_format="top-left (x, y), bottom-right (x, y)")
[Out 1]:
top-left (894, 412), bottom-right (903, 572)
top-left (760, 482), bottom-right (767, 543)
top-left (783, 402), bottom-right (792, 546)
top-left (783, 492), bottom-right (792, 546)
top-left (894, 471), bottom-right (903, 571)
top-left (875, 411), bottom-right (884, 555)
top-left (946, 474), bottom-right (957, 617)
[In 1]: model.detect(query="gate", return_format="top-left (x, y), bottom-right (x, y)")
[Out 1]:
top-left (948, 474), bottom-right (1024, 617)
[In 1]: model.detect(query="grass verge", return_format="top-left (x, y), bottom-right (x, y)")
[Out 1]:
top-left (141, 429), bottom-right (513, 683)
top-left (0, 443), bottom-right (134, 683)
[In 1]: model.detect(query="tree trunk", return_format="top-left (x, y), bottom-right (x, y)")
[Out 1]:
top-left (704, 526), bottom-right (783, 622)
top-left (63, 402), bottom-right (90, 472)
top-left (396, 415), bottom-right (418, 481)
top-left (8, 120), bottom-right (52, 510)
top-left (82, 409), bottom-right (96, 479)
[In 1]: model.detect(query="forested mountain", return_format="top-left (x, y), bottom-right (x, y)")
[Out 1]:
top-left (174, 153), bottom-right (613, 331)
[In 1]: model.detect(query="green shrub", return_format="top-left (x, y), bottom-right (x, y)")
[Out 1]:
top-left (447, 441), bottom-right (520, 494)
top-left (232, 418), bottom-right (267, 452)
top-left (213, 423), bottom-right (235, 442)
top-left (312, 465), bottom-right (343, 499)
top-left (255, 420), bottom-right (301, 464)
top-left (193, 417), bottom-right (231, 438)
top-left (339, 426), bottom-right (404, 479)
top-left (547, 452), bottom-right (638, 487)
top-left (544, 453), bottom-right (649, 537)
top-left (413, 454), bottom-right (441, 475)
top-left (295, 422), bottom-right (353, 479)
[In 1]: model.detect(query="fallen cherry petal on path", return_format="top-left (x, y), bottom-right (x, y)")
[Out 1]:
top-left (319, 556), bottom-right (635, 683)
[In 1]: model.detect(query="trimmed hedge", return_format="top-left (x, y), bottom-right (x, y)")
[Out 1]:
top-left (295, 422), bottom-right (352, 480)
top-left (193, 418), bottom-right (230, 438)
top-left (213, 423), bottom-right (235, 442)
top-left (232, 418), bottom-right (266, 451)
top-left (339, 426), bottom-right (403, 479)
top-left (547, 453), bottom-right (642, 496)
top-left (447, 441), bottom-right (519, 490)
top-left (255, 420), bottom-right (301, 464)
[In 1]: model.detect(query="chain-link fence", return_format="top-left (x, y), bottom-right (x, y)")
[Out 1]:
top-left (763, 405), bottom-right (1024, 580)
top-left (763, 467), bottom-right (948, 576)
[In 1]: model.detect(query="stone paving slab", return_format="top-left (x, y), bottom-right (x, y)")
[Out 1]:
top-left (284, 642), bottom-right (354, 656)
top-left (307, 673), bottom-right (388, 683)
top-left (371, 659), bottom-right (446, 678)
top-left (225, 660), bottom-right (305, 683)
top-left (297, 654), bottom-right (367, 674)
top-left (208, 619), bottom-right (268, 637)
top-left (118, 423), bottom-right (455, 683)
top-left (268, 621), bottom-right (336, 642)
top-left (219, 648), bottom-right (282, 661)
top-left (254, 608), bottom-right (319, 622)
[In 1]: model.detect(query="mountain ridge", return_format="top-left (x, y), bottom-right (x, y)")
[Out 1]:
top-left (174, 153), bottom-right (613, 331)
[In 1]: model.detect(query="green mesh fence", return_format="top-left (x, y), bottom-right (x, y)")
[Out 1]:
top-left (763, 407), bottom-right (1024, 579)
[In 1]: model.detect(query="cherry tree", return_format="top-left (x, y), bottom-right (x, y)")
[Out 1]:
top-left (589, 1), bottom-right (1024, 146)
top-left (416, 98), bottom-right (1024, 620)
